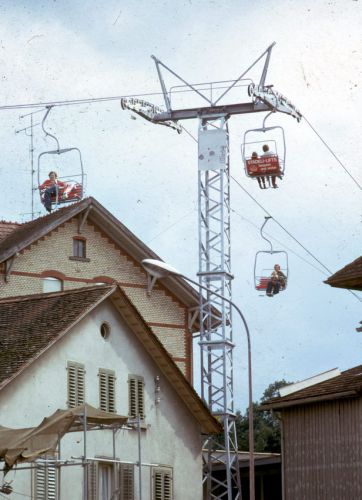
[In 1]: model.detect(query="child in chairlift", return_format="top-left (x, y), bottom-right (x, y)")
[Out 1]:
top-left (266, 264), bottom-right (286, 297)
top-left (39, 171), bottom-right (71, 213)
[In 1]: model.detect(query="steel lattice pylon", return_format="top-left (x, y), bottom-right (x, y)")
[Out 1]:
top-left (198, 116), bottom-right (241, 499)
top-left (121, 43), bottom-right (302, 500)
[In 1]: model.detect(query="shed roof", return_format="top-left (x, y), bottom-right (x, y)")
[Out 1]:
top-left (0, 285), bottom-right (221, 434)
top-left (261, 365), bottom-right (362, 410)
top-left (324, 256), bottom-right (362, 291)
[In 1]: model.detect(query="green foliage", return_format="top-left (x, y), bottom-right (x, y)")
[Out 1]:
top-left (212, 379), bottom-right (292, 452)
top-left (236, 379), bottom-right (292, 453)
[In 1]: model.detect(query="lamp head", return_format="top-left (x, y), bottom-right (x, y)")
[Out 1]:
top-left (141, 259), bottom-right (181, 279)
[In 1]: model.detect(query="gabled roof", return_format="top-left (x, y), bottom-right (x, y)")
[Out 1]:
top-left (324, 256), bottom-right (362, 291)
top-left (261, 365), bottom-right (362, 410)
top-left (0, 197), bottom-right (201, 314)
top-left (0, 285), bottom-right (221, 434)
top-left (0, 221), bottom-right (21, 243)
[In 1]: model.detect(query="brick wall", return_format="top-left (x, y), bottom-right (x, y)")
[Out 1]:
top-left (0, 218), bottom-right (192, 380)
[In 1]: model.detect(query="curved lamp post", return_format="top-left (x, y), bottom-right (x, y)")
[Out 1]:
top-left (141, 258), bottom-right (254, 500)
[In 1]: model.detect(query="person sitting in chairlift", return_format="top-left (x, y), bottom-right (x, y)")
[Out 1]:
top-left (262, 144), bottom-right (278, 189)
top-left (266, 264), bottom-right (286, 297)
top-left (39, 171), bottom-right (70, 213)
top-left (251, 151), bottom-right (266, 189)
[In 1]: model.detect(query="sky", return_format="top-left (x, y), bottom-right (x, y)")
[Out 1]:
top-left (0, 0), bottom-right (361, 410)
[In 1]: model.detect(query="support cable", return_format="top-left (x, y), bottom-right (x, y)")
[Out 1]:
top-left (303, 115), bottom-right (362, 191)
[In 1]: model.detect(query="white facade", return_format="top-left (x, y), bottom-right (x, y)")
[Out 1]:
top-left (0, 299), bottom-right (203, 500)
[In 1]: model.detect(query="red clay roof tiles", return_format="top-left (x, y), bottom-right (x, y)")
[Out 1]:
top-left (0, 285), bottom-right (113, 387)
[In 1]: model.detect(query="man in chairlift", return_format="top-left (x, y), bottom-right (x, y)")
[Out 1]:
top-left (266, 264), bottom-right (287, 297)
top-left (262, 144), bottom-right (279, 189)
top-left (39, 171), bottom-right (70, 213)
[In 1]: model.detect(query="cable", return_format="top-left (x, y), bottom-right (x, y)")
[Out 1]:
top-left (0, 91), bottom-right (165, 112)
top-left (231, 175), bottom-right (362, 303)
top-left (146, 208), bottom-right (196, 244)
top-left (303, 115), bottom-right (362, 191)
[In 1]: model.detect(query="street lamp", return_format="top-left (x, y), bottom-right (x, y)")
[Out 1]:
top-left (141, 258), bottom-right (255, 500)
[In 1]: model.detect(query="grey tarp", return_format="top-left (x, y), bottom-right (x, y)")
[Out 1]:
top-left (0, 404), bottom-right (127, 470)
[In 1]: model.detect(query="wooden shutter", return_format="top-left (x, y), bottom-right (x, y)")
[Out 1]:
top-left (118, 463), bottom-right (134, 500)
top-left (99, 369), bottom-right (116, 413)
top-left (34, 463), bottom-right (57, 500)
top-left (152, 468), bottom-right (173, 500)
top-left (128, 376), bottom-right (144, 419)
top-left (87, 461), bottom-right (98, 500)
top-left (67, 362), bottom-right (85, 408)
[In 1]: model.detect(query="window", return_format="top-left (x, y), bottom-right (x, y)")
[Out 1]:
top-left (152, 467), bottom-right (173, 500)
top-left (119, 464), bottom-right (134, 500)
top-left (73, 237), bottom-right (86, 258)
top-left (42, 277), bottom-right (63, 293)
top-left (67, 362), bottom-right (85, 408)
top-left (88, 461), bottom-right (133, 500)
top-left (34, 461), bottom-right (58, 500)
top-left (128, 375), bottom-right (145, 420)
top-left (99, 369), bottom-right (116, 413)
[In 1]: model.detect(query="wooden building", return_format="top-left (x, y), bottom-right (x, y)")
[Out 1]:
top-left (262, 366), bottom-right (362, 500)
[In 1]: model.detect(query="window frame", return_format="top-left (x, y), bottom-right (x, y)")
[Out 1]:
top-left (70, 236), bottom-right (90, 262)
top-left (42, 276), bottom-right (63, 293)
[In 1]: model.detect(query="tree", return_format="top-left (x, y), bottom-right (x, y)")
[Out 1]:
top-left (235, 379), bottom-right (292, 453)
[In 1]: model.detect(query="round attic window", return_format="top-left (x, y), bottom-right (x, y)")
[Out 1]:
top-left (100, 322), bottom-right (111, 340)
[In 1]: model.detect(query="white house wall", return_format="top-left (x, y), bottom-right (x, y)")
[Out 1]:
top-left (0, 299), bottom-right (203, 500)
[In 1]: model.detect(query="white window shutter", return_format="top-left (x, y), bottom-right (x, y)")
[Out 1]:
top-left (67, 362), bottom-right (85, 408)
top-left (87, 461), bottom-right (98, 500)
top-left (119, 463), bottom-right (134, 500)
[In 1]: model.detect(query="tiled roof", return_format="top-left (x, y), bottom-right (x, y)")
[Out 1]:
top-left (324, 256), bottom-right (362, 291)
top-left (261, 365), bottom-right (362, 410)
top-left (0, 199), bottom-right (90, 263)
top-left (0, 285), bottom-right (221, 434)
top-left (0, 285), bottom-right (113, 387)
top-left (0, 221), bottom-right (21, 242)
top-left (0, 197), bottom-right (202, 316)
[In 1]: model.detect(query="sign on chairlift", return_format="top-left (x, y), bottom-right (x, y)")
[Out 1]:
top-left (120, 98), bottom-right (182, 133)
top-left (198, 128), bottom-right (228, 171)
top-left (246, 156), bottom-right (281, 176)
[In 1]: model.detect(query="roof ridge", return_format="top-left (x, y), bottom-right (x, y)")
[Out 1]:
top-left (0, 284), bottom-right (114, 303)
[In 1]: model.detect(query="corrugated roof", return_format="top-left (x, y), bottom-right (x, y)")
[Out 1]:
top-left (324, 256), bottom-right (362, 291)
top-left (261, 365), bottom-right (362, 410)
top-left (0, 285), bottom-right (221, 434)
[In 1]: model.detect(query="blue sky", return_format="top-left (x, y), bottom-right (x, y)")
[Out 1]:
top-left (0, 0), bottom-right (361, 409)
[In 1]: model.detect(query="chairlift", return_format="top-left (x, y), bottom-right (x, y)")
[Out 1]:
top-left (254, 217), bottom-right (288, 294)
top-left (37, 106), bottom-right (85, 211)
top-left (241, 113), bottom-right (286, 189)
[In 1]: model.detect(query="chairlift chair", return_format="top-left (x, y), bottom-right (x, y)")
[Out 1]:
top-left (241, 118), bottom-right (286, 189)
top-left (37, 107), bottom-right (85, 210)
top-left (254, 217), bottom-right (289, 294)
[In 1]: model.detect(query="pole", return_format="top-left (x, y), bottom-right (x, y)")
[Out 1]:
top-left (182, 274), bottom-right (254, 500)
top-left (138, 415), bottom-right (142, 500)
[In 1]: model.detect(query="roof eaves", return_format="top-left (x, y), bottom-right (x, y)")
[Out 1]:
top-left (0, 199), bottom-right (92, 264)
top-left (260, 389), bottom-right (360, 410)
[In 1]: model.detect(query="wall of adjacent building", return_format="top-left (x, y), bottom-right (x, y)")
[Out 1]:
top-left (281, 399), bottom-right (362, 500)
top-left (0, 299), bottom-right (203, 500)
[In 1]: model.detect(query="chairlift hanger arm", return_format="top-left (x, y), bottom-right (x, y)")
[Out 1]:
top-left (248, 84), bottom-right (302, 122)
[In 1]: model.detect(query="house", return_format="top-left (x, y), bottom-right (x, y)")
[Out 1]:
top-left (0, 197), bottom-right (203, 382)
top-left (324, 255), bottom-right (362, 332)
top-left (324, 255), bottom-right (362, 291)
top-left (0, 285), bottom-right (221, 499)
top-left (261, 367), bottom-right (362, 500)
